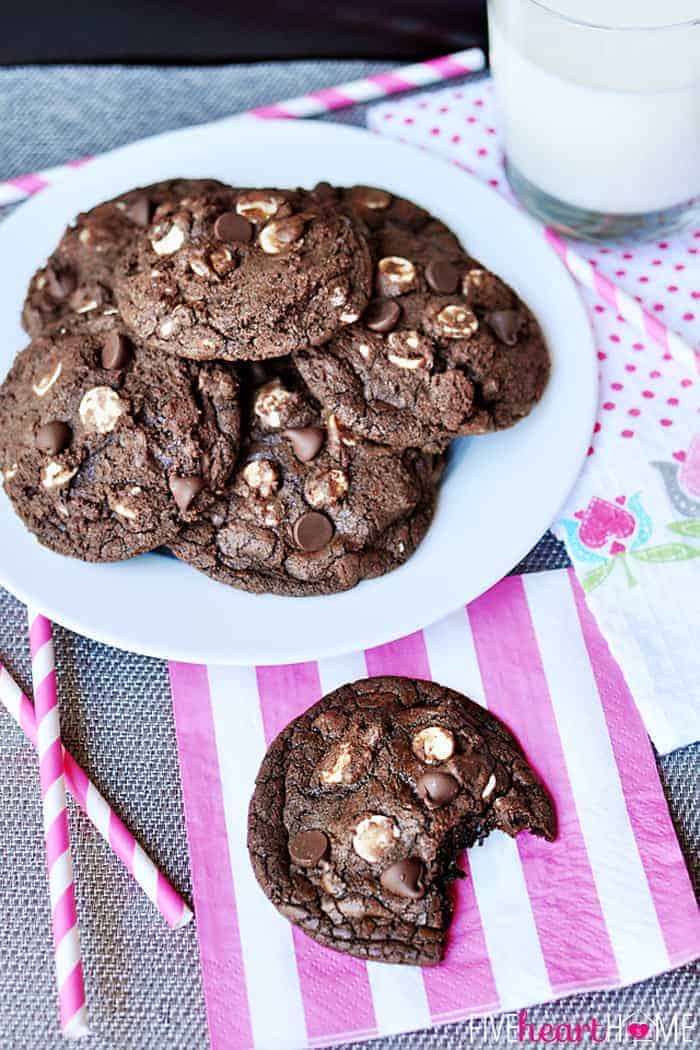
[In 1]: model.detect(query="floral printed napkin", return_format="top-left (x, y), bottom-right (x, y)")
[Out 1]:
top-left (369, 80), bottom-right (700, 753)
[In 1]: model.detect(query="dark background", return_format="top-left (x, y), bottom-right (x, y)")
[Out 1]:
top-left (0, 2), bottom-right (487, 65)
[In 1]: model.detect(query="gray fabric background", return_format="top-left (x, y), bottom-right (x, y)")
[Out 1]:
top-left (0, 61), bottom-right (696, 1050)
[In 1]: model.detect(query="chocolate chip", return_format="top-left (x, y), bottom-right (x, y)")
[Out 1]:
top-left (284, 427), bottom-right (324, 463)
top-left (293, 511), bottom-right (334, 551)
top-left (45, 266), bottom-right (76, 301)
top-left (417, 772), bottom-right (459, 807)
top-left (214, 212), bottom-right (253, 244)
top-left (288, 829), bottom-right (329, 867)
top-left (487, 309), bottom-right (524, 346)
top-left (248, 362), bottom-right (269, 386)
top-left (169, 475), bottom-right (204, 513)
top-left (364, 299), bottom-right (401, 333)
top-left (380, 858), bottom-right (426, 899)
top-left (35, 421), bottom-right (72, 455)
top-left (312, 181), bottom-right (335, 202)
top-left (101, 332), bottom-right (132, 370)
top-left (125, 195), bottom-right (151, 228)
top-left (425, 260), bottom-right (459, 295)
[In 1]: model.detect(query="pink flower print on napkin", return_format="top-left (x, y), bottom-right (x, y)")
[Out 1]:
top-left (563, 491), bottom-right (700, 591)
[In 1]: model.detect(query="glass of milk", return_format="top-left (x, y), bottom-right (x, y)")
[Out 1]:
top-left (488, 0), bottom-right (700, 240)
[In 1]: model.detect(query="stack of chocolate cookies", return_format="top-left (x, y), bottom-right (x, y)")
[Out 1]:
top-left (0, 178), bottom-right (550, 595)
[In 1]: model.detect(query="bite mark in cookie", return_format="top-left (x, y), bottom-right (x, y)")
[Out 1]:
top-left (248, 676), bottom-right (556, 965)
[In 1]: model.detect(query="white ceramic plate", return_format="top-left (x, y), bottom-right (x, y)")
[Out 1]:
top-left (0, 119), bottom-right (596, 665)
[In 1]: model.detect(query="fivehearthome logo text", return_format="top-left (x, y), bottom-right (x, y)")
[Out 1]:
top-left (453, 1009), bottom-right (696, 1044)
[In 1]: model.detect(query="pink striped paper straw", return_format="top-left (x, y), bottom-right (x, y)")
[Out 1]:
top-left (28, 608), bottom-right (89, 1039)
top-left (0, 663), bottom-right (193, 931)
top-left (545, 228), bottom-right (699, 375)
top-left (0, 48), bottom-right (485, 209)
top-left (250, 47), bottom-right (485, 119)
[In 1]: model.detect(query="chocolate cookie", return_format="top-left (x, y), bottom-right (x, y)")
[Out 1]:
top-left (296, 186), bottom-right (550, 450)
top-left (0, 320), bottom-right (241, 561)
top-left (170, 382), bottom-right (441, 595)
top-left (114, 187), bottom-right (373, 362)
top-left (248, 676), bottom-right (556, 965)
top-left (22, 179), bottom-right (230, 338)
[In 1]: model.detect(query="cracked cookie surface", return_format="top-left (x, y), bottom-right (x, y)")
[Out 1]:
top-left (248, 675), bottom-right (556, 965)
top-left (170, 363), bottom-right (441, 595)
top-left (114, 186), bottom-right (373, 362)
top-left (22, 179), bottom-right (229, 338)
top-left (295, 185), bottom-right (550, 450)
top-left (0, 319), bottom-right (241, 561)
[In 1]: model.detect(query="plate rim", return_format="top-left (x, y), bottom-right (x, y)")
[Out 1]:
top-left (0, 118), bottom-right (597, 664)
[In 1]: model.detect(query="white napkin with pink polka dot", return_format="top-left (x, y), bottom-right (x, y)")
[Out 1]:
top-left (369, 80), bottom-right (700, 754)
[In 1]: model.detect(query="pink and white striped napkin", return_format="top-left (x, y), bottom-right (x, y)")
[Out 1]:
top-left (369, 80), bottom-right (700, 754)
top-left (169, 572), bottom-right (700, 1050)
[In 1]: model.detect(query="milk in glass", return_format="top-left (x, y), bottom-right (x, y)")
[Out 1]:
top-left (488, 0), bottom-right (699, 227)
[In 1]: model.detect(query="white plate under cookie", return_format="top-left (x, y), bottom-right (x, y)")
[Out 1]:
top-left (0, 119), bottom-right (596, 664)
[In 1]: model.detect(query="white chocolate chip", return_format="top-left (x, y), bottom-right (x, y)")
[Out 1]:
top-left (412, 726), bottom-right (455, 764)
top-left (75, 298), bottom-right (98, 314)
top-left (32, 360), bottom-right (63, 398)
top-left (209, 246), bottom-right (235, 275)
top-left (326, 413), bottom-right (358, 451)
top-left (158, 317), bottom-right (176, 339)
top-left (242, 459), bottom-right (280, 498)
top-left (258, 217), bottom-right (304, 255)
top-left (79, 386), bottom-right (125, 434)
top-left (329, 284), bottom-right (348, 307)
top-left (436, 304), bottom-right (479, 338)
top-left (151, 224), bottom-right (186, 255)
top-left (352, 815), bottom-right (400, 864)
top-left (189, 255), bottom-right (211, 278)
top-left (462, 268), bottom-right (486, 297)
top-left (386, 330), bottom-right (433, 371)
top-left (339, 310), bottom-right (360, 324)
top-left (253, 379), bottom-right (292, 429)
top-left (305, 469), bottom-right (348, 509)
top-left (262, 500), bottom-right (283, 526)
top-left (319, 741), bottom-right (353, 785)
top-left (236, 191), bottom-right (285, 223)
top-left (377, 256), bottom-right (416, 295)
top-left (482, 773), bottom-right (497, 800)
top-left (357, 343), bottom-right (372, 361)
top-left (387, 353), bottom-right (422, 370)
top-left (42, 461), bottom-right (77, 489)
top-left (110, 500), bottom-right (137, 521)
top-left (320, 865), bottom-right (347, 898)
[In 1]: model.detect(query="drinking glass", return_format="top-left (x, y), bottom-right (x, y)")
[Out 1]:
top-left (487, 0), bottom-right (700, 240)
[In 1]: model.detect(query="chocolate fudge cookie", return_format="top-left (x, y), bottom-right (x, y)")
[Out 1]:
top-left (114, 187), bottom-right (373, 362)
top-left (0, 320), bottom-right (240, 561)
top-left (248, 676), bottom-right (556, 965)
top-left (22, 179), bottom-right (230, 337)
top-left (296, 185), bottom-right (550, 450)
top-left (171, 394), bottom-right (442, 595)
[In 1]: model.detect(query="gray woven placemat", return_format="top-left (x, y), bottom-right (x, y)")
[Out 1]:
top-left (0, 61), bottom-right (696, 1050)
